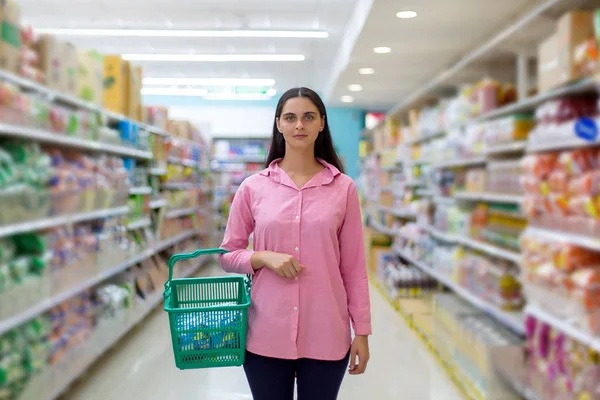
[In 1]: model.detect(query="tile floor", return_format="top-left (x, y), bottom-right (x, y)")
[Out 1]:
top-left (63, 263), bottom-right (463, 400)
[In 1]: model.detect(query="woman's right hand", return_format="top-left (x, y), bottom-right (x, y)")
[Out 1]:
top-left (252, 251), bottom-right (305, 278)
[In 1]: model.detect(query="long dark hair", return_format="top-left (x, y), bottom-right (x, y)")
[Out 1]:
top-left (265, 87), bottom-right (345, 173)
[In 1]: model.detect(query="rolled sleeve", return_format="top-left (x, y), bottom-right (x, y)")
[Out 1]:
top-left (338, 182), bottom-right (372, 336)
top-left (219, 180), bottom-right (256, 275)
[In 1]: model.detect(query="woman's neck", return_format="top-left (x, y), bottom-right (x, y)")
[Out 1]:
top-left (279, 148), bottom-right (321, 173)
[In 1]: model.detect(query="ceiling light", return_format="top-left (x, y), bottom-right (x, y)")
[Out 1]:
top-left (348, 84), bottom-right (363, 92)
top-left (143, 77), bottom-right (275, 86)
top-left (358, 68), bottom-right (375, 75)
top-left (340, 96), bottom-right (354, 103)
top-left (34, 28), bottom-right (329, 39)
top-left (266, 88), bottom-right (277, 96)
top-left (204, 93), bottom-right (273, 101)
top-left (123, 54), bottom-right (305, 62)
top-left (141, 87), bottom-right (209, 96)
top-left (396, 11), bottom-right (418, 19)
top-left (373, 47), bottom-right (391, 54)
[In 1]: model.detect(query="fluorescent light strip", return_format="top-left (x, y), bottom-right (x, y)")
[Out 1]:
top-left (123, 54), bottom-right (305, 62)
top-left (35, 28), bottom-right (329, 39)
top-left (205, 93), bottom-right (273, 100)
top-left (141, 87), bottom-right (208, 96)
top-left (143, 77), bottom-right (275, 86)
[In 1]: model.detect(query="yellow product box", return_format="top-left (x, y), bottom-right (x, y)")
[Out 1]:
top-left (0, 0), bottom-right (20, 74)
top-left (103, 55), bottom-right (128, 115)
top-left (76, 49), bottom-right (103, 104)
top-left (126, 65), bottom-right (143, 120)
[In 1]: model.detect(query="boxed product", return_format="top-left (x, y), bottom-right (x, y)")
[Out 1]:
top-left (103, 55), bottom-right (128, 115)
top-left (0, 0), bottom-right (20, 74)
top-left (126, 64), bottom-right (142, 120)
top-left (36, 35), bottom-right (77, 95)
top-left (557, 11), bottom-right (595, 83)
top-left (144, 106), bottom-right (169, 130)
top-left (76, 49), bottom-right (103, 104)
top-left (538, 34), bottom-right (561, 94)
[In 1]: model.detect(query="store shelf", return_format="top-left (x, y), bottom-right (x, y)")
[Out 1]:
top-left (383, 207), bottom-right (417, 219)
top-left (433, 196), bottom-right (456, 205)
top-left (126, 218), bottom-right (152, 230)
top-left (380, 187), bottom-right (394, 193)
top-left (149, 168), bottom-right (167, 176)
top-left (19, 258), bottom-right (206, 400)
top-left (405, 130), bottom-right (446, 145)
top-left (0, 228), bottom-right (203, 336)
top-left (215, 155), bottom-right (266, 163)
top-left (164, 207), bottom-right (197, 219)
top-left (168, 156), bottom-right (198, 168)
top-left (525, 226), bottom-right (600, 252)
top-left (394, 246), bottom-right (525, 335)
top-left (416, 189), bottom-right (434, 197)
top-left (525, 304), bottom-right (600, 353)
top-left (0, 123), bottom-right (153, 160)
top-left (432, 157), bottom-right (486, 169)
top-left (129, 186), bottom-right (152, 195)
top-left (526, 118), bottom-right (600, 153)
top-left (456, 236), bottom-right (521, 264)
top-left (371, 220), bottom-right (396, 236)
top-left (0, 206), bottom-right (130, 239)
top-left (473, 77), bottom-right (597, 124)
top-left (454, 192), bottom-right (524, 205)
top-left (405, 180), bottom-right (425, 188)
top-left (484, 141), bottom-right (527, 156)
top-left (161, 182), bottom-right (205, 190)
top-left (149, 199), bottom-right (168, 209)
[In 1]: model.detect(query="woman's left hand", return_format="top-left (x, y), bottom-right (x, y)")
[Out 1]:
top-left (348, 335), bottom-right (370, 375)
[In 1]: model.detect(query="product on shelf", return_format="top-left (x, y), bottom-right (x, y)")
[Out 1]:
top-left (484, 114), bottom-right (534, 147)
top-left (522, 147), bottom-right (600, 236)
top-left (521, 233), bottom-right (600, 334)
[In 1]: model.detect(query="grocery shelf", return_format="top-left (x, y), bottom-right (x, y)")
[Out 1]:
top-left (0, 206), bottom-right (130, 238)
top-left (418, 223), bottom-right (458, 243)
top-left (168, 156), bottom-right (198, 168)
top-left (161, 182), bottom-right (205, 190)
top-left (149, 199), bottom-right (168, 209)
top-left (432, 157), bottom-right (486, 169)
top-left (526, 118), bottom-right (600, 153)
top-left (144, 125), bottom-right (169, 137)
top-left (380, 187), bottom-right (394, 193)
top-left (387, 207), bottom-right (417, 219)
top-left (454, 192), bottom-right (524, 205)
top-left (484, 141), bottom-right (527, 156)
top-left (149, 168), bottom-right (167, 176)
top-left (0, 123), bottom-right (153, 160)
top-left (371, 220), bottom-right (396, 236)
top-left (19, 258), bottom-right (206, 400)
top-left (405, 180), bottom-right (425, 187)
top-left (129, 186), bottom-right (152, 195)
top-left (394, 246), bottom-right (525, 335)
top-left (0, 228), bottom-right (203, 336)
top-left (216, 155), bottom-right (266, 163)
top-left (433, 196), bottom-right (456, 205)
top-left (473, 77), bottom-right (597, 124)
top-left (455, 235), bottom-right (521, 264)
top-left (416, 189), bottom-right (434, 197)
top-left (405, 131), bottom-right (445, 145)
top-left (126, 218), bottom-right (152, 230)
top-left (164, 207), bottom-right (197, 219)
top-left (525, 304), bottom-right (600, 353)
top-left (381, 165), bottom-right (400, 172)
top-left (525, 227), bottom-right (600, 252)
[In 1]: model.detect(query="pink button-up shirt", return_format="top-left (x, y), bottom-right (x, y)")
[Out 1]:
top-left (219, 158), bottom-right (371, 361)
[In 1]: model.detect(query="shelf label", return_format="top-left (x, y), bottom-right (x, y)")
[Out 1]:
top-left (575, 117), bottom-right (598, 142)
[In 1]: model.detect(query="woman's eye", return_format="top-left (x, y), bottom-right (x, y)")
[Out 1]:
top-left (286, 116), bottom-right (296, 122)
top-left (304, 115), bottom-right (314, 121)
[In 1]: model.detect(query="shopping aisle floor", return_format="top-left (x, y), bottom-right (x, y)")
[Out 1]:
top-left (64, 263), bottom-right (463, 400)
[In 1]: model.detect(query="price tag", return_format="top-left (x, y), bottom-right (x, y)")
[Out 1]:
top-left (575, 117), bottom-right (598, 142)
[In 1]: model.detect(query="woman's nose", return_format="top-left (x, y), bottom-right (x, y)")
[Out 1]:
top-left (295, 120), bottom-right (304, 129)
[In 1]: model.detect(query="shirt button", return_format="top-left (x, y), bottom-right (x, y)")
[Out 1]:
top-left (294, 277), bottom-right (298, 280)
top-left (295, 215), bottom-right (300, 220)
top-left (294, 306), bottom-right (298, 311)
top-left (295, 247), bottom-right (299, 251)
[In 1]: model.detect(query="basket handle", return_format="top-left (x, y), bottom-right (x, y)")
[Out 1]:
top-left (167, 248), bottom-right (228, 284)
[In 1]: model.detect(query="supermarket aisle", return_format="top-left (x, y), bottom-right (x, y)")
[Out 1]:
top-left (64, 262), bottom-right (462, 400)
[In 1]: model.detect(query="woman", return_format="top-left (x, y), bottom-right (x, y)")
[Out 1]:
top-left (219, 87), bottom-right (371, 400)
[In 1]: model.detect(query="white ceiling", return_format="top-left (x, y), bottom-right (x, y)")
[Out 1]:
top-left (19, 0), bottom-right (600, 110)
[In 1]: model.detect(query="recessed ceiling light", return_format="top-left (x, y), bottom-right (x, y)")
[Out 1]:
top-left (266, 88), bottom-right (277, 96)
top-left (359, 68), bottom-right (375, 75)
top-left (348, 84), bottom-right (363, 92)
top-left (122, 54), bottom-right (305, 62)
top-left (34, 28), bottom-right (329, 39)
top-left (396, 11), bottom-right (418, 19)
top-left (143, 78), bottom-right (276, 86)
top-left (373, 47), bottom-right (391, 54)
top-left (340, 95), bottom-right (354, 103)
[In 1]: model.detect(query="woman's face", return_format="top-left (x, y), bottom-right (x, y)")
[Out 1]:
top-left (276, 97), bottom-right (325, 152)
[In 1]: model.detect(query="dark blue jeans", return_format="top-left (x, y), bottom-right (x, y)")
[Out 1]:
top-left (243, 350), bottom-right (350, 400)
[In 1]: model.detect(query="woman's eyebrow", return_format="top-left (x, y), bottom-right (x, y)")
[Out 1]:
top-left (304, 111), bottom-right (317, 115)
top-left (282, 112), bottom-right (296, 117)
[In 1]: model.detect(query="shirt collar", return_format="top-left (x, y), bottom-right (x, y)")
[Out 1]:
top-left (259, 158), bottom-right (341, 188)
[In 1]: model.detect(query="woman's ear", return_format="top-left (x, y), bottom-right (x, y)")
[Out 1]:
top-left (276, 117), bottom-right (282, 133)
top-left (320, 115), bottom-right (325, 133)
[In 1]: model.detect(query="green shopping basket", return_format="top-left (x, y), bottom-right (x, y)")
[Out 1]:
top-left (163, 248), bottom-right (252, 370)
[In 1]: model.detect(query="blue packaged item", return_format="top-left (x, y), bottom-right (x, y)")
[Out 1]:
top-left (118, 120), bottom-right (138, 147)
top-left (176, 310), bottom-right (242, 352)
